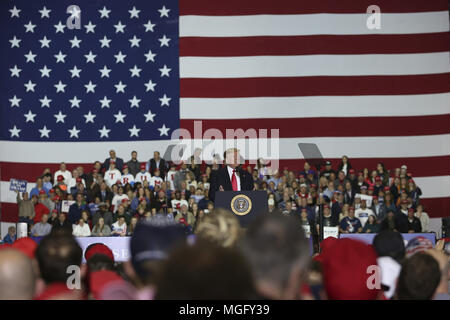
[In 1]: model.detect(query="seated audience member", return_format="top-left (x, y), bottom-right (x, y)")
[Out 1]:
top-left (403, 208), bottom-right (422, 233)
top-left (339, 206), bottom-right (362, 234)
top-left (111, 217), bottom-right (127, 237)
top-left (240, 213), bottom-right (309, 299)
top-left (3, 226), bottom-right (16, 244)
top-left (426, 249), bottom-right (450, 300)
top-left (155, 241), bottom-right (257, 299)
top-left (120, 165), bottom-right (135, 186)
top-left (320, 238), bottom-right (383, 300)
top-left (35, 232), bottom-right (84, 299)
top-left (315, 204), bottom-right (338, 237)
top-left (68, 193), bottom-right (90, 225)
top-left (103, 149), bottom-right (124, 173)
top-left (127, 217), bottom-right (138, 236)
top-left (92, 203), bottom-right (114, 227)
top-left (362, 215), bottom-right (379, 233)
top-left (99, 221), bottom-right (186, 300)
top-left (380, 210), bottom-right (401, 233)
top-left (91, 217), bottom-right (112, 237)
top-left (395, 253), bottom-right (441, 300)
top-left (195, 209), bottom-right (241, 248)
top-left (105, 162), bottom-right (122, 188)
top-left (52, 213), bottom-right (73, 234)
top-left (174, 204), bottom-right (195, 228)
top-left (354, 199), bottom-right (374, 228)
top-left (72, 218), bottom-right (91, 237)
top-left (0, 249), bottom-right (35, 299)
top-left (31, 214), bottom-right (52, 237)
top-left (415, 204), bottom-right (430, 232)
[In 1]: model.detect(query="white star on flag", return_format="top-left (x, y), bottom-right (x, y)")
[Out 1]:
top-left (54, 111), bottom-right (67, 123)
top-left (98, 126), bottom-right (111, 138)
top-left (54, 81), bottom-right (66, 93)
top-left (158, 124), bottom-right (170, 136)
top-left (85, 21), bottom-right (96, 33)
top-left (24, 21), bottom-right (36, 33)
top-left (39, 126), bottom-right (51, 138)
top-left (69, 96), bottom-right (82, 108)
top-left (99, 96), bottom-right (111, 108)
top-left (144, 80), bottom-right (157, 92)
top-left (114, 81), bottom-right (127, 93)
top-left (114, 21), bottom-right (126, 33)
top-left (129, 96), bottom-right (141, 108)
top-left (40, 96), bottom-right (52, 108)
top-left (54, 51), bottom-right (67, 63)
top-left (24, 80), bottom-right (36, 92)
top-left (9, 95), bottom-right (21, 107)
top-left (9, 36), bottom-right (21, 48)
top-left (158, 6), bottom-right (170, 18)
top-left (159, 94), bottom-right (171, 106)
top-left (159, 65), bottom-right (171, 77)
top-left (99, 66), bottom-right (112, 78)
top-left (10, 65), bottom-right (21, 77)
top-left (129, 7), bottom-right (140, 19)
top-left (129, 65), bottom-right (142, 77)
top-left (24, 51), bottom-right (37, 63)
top-left (114, 111), bottom-right (127, 123)
top-left (9, 6), bottom-right (21, 18)
top-left (69, 66), bottom-right (82, 78)
top-left (84, 51), bottom-right (97, 63)
top-left (99, 6), bottom-right (111, 18)
top-left (69, 36), bottom-right (82, 48)
top-left (68, 126), bottom-right (81, 138)
top-left (128, 125), bottom-right (141, 137)
top-left (144, 110), bottom-right (156, 122)
top-left (39, 6), bottom-right (51, 18)
top-left (144, 50), bottom-right (156, 62)
top-left (39, 65), bottom-right (52, 77)
top-left (54, 21), bottom-right (66, 33)
top-left (129, 35), bottom-right (141, 48)
top-left (39, 36), bottom-right (51, 48)
top-left (84, 111), bottom-right (96, 123)
top-left (144, 20), bottom-right (156, 32)
top-left (114, 51), bottom-right (126, 63)
top-left (85, 81), bottom-right (97, 93)
top-left (9, 126), bottom-right (21, 138)
top-left (158, 35), bottom-right (171, 47)
top-left (24, 110), bottom-right (36, 123)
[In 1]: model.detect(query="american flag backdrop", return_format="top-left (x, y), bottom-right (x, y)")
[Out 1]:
top-left (0, 0), bottom-right (449, 221)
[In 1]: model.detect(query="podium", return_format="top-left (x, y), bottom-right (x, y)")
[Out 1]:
top-left (214, 191), bottom-right (268, 227)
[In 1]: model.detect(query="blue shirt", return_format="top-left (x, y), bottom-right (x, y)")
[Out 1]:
top-left (339, 216), bottom-right (362, 233)
top-left (3, 234), bottom-right (16, 244)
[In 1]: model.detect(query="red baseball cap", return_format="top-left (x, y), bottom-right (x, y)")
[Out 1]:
top-left (321, 239), bottom-right (380, 300)
top-left (52, 195), bottom-right (60, 201)
top-left (39, 189), bottom-right (46, 195)
top-left (121, 198), bottom-right (129, 203)
top-left (323, 204), bottom-right (329, 209)
top-left (49, 189), bottom-right (55, 193)
top-left (76, 178), bottom-right (82, 183)
top-left (368, 186), bottom-right (374, 191)
top-left (373, 196), bottom-right (378, 200)
top-left (123, 164), bottom-right (128, 169)
top-left (85, 243), bottom-right (115, 262)
top-left (140, 163), bottom-right (146, 169)
top-left (12, 237), bottom-right (38, 259)
top-left (57, 175), bottom-right (64, 181)
top-left (384, 186), bottom-right (390, 191)
top-left (349, 169), bottom-right (355, 174)
top-left (375, 176), bottom-right (381, 182)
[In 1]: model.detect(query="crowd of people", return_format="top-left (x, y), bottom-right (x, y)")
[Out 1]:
top-left (0, 149), bottom-right (449, 300)
top-left (8, 150), bottom-right (433, 243)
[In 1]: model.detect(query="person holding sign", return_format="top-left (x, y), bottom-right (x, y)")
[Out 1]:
top-left (339, 207), bottom-right (363, 234)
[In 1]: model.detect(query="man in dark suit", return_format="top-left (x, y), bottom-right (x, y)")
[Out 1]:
top-left (148, 151), bottom-right (168, 178)
top-left (209, 148), bottom-right (254, 202)
top-left (103, 149), bottom-right (124, 173)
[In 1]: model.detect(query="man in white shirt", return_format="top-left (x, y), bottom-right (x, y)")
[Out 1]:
top-left (105, 161), bottom-right (122, 188)
top-left (67, 169), bottom-right (86, 190)
top-left (355, 199), bottom-right (375, 228)
top-left (120, 165), bottom-right (135, 186)
top-left (149, 169), bottom-right (164, 189)
top-left (72, 218), bottom-right (91, 237)
top-left (54, 162), bottom-right (72, 185)
top-left (166, 164), bottom-right (177, 190)
top-left (135, 163), bottom-right (151, 184)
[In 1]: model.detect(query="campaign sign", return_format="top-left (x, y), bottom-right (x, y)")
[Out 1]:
top-left (61, 200), bottom-right (76, 213)
top-left (355, 193), bottom-right (373, 207)
top-left (323, 226), bottom-right (339, 239)
top-left (76, 237), bottom-right (131, 263)
top-left (9, 179), bottom-right (27, 192)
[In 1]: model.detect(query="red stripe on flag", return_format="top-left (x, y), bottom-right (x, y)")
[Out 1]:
top-left (180, 33), bottom-right (450, 57)
top-left (2, 156), bottom-right (450, 181)
top-left (180, 74), bottom-right (450, 98)
top-left (180, 0), bottom-right (448, 15)
top-left (181, 114), bottom-right (450, 138)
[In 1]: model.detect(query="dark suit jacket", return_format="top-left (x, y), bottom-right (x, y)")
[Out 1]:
top-left (95, 190), bottom-right (114, 204)
top-left (149, 158), bottom-right (167, 177)
top-left (209, 166), bottom-right (254, 202)
top-left (103, 157), bottom-right (124, 173)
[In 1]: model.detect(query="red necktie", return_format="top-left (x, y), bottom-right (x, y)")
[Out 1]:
top-left (231, 169), bottom-right (238, 191)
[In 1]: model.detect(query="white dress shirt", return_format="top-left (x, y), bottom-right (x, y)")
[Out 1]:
top-left (227, 166), bottom-right (241, 191)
